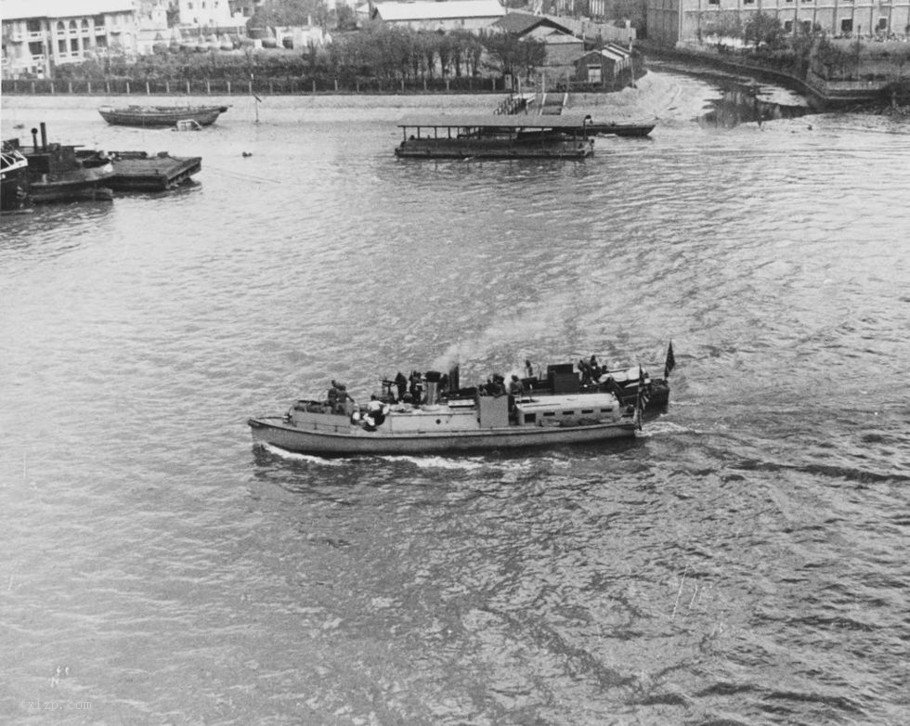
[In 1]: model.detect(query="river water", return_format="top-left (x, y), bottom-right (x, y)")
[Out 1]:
top-left (1, 71), bottom-right (908, 724)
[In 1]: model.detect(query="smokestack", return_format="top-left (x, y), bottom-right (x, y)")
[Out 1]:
top-left (40, 122), bottom-right (48, 151)
top-left (31, 127), bottom-right (39, 148)
top-left (424, 370), bottom-right (442, 406)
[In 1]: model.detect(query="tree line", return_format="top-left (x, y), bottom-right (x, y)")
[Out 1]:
top-left (52, 25), bottom-right (547, 84)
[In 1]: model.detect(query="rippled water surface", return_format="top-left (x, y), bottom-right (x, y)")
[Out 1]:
top-left (2, 73), bottom-right (909, 724)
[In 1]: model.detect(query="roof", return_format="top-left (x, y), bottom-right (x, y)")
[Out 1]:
top-left (374, 0), bottom-right (505, 22)
top-left (493, 12), bottom-right (573, 36)
top-left (1, 0), bottom-right (135, 20)
top-left (577, 47), bottom-right (628, 62)
top-left (398, 114), bottom-right (596, 129)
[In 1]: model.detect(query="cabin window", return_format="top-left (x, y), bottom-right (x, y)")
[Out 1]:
top-left (524, 413), bottom-right (537, 424)
top-left (581, 409), bottom-right (594, 414)
top-left (599, 407), bottom-right (611, 413)
top-left (562, 411), bottom-right (575, 416)
top-left (543, 412), bottom-right (556, 417)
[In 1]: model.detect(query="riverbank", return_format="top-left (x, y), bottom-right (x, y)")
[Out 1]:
top-left (641, 42), bottom-right (910, 111)
top-left (0, 72), bottom-right (717, 132)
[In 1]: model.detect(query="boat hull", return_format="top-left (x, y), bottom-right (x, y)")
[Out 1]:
top-left (395, 138), bottom-right (593, 160)
top-left (588, 123), bottom-right (655, 137)
top-left (28, 162), bottom-right (114, 204)
top-left (98, 106), bottom-right (228, 128)
top-left (1, 170), bottom-right (29, 210)
top-left (249, 416), bottom-right (636, 455)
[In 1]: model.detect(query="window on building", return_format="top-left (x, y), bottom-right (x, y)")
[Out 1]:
top-left (877, 18), bottom-right (888, 31)
top-left (784, 20), bottom-right (793, 32)
top-left (96, 36), bottom-right (107, 48)
top-left (69, 20), bottom-right (77, 32)
top-left (70, 38), bottom-right (79, 53)
top-left (840, 18), bottom-right (853, 33)
top-left (708, 0), bottom-right (719, 5)
top-left (27, 19), bottom-right (42, 32)
top-left (58, 38), bottom-right (66, 54)
top-left (29, 41), bottom-right (43, 55)
top-left (81, 19), bottom-right (89, 30)
top-left (56, 21), bottom-right (65, 33)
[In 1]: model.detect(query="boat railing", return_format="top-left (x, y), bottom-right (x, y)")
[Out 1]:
top-left (1, 146), bottom-right (29, 171)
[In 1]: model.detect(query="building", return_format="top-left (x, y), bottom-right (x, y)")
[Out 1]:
top-left (648, 0), bottom-right (910, 47)
top-left (134, 0), bottom-right (170, 53)
top-left (493, 12), bottom-right (586, 80)
top-left (176, 0), bottom-right (235, 27)
top-left (1, 0), bottom-right (137, 79)
top-left (369, 0), bottom-right (506, 32)
top-left (228, 0), bottom-right (264, 18)
top-left (573, 43), bottom-right (631, 84)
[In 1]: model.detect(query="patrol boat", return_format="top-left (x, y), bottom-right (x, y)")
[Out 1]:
top-left (248, 373), bottom-right (641, 456)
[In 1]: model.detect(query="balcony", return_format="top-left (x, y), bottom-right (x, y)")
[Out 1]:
top-left (9, 30), bottom-right (44, 42)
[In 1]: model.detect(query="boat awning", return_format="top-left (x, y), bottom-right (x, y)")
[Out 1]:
top-left (397, 114), bottom-right (596, 130)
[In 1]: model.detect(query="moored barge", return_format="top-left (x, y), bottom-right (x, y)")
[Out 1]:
top-left (395, 114), bottom-right (597, 160)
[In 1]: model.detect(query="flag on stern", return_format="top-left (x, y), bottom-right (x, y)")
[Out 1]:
top-left (664, 341), bottom-right (676, 380)
top-left (634, 365), bottom-right (648, 428)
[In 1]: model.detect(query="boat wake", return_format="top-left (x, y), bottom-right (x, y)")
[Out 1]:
top-left (376, 455), bottom-right (490, 471)
top-left (639, 420), bottom-right (697, 437)
top-left (259, 442), bottom-right (345, 466)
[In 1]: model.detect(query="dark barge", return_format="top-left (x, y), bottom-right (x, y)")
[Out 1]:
top-left (102, 151), bottom-right (202, 191)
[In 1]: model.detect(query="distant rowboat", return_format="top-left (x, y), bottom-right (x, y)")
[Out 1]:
top-left (98, 104), bottom-right (229, 128)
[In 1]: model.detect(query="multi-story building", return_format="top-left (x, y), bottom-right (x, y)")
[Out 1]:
top-left (176, 0), bottom-right (235, 27)
top-left (1, 0), bottom-right (137, 79)
top-left (648, 0), bottom-right (910, 46)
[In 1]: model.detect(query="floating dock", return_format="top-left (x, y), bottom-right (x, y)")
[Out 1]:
top-left (395, 114), bottom-right (596, 160)
top-left (107, 151), bottom-right (201, 191)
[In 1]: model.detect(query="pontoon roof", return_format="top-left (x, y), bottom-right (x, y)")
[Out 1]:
top-left (397, 114), bottom-right (595, 129)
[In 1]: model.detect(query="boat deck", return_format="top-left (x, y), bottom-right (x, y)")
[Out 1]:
top-left (108, 152), bottom-right (201, 191)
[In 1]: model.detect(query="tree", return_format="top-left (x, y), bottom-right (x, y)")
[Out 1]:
top-left (479, 31), bottom-right (545, 77)
top-left (744, 12), bottom-right (783, 48)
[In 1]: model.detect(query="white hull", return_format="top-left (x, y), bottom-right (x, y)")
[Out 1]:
top-left (248, 416), bottom-right (637, 455)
